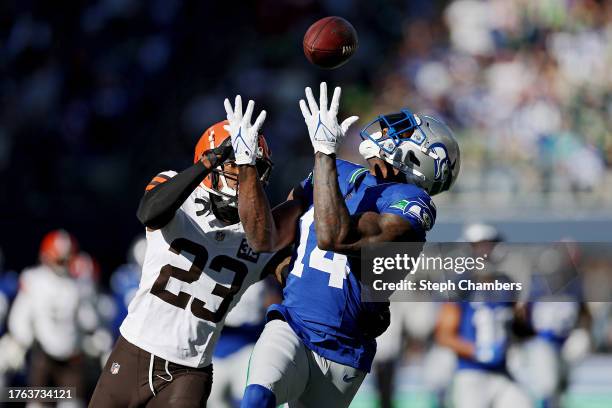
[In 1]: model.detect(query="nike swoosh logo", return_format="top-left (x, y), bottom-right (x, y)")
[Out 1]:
top-left (343, 373), bottom-right (358, 382)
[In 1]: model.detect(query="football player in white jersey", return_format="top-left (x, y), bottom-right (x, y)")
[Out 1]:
top-left (90, 114), bottom-right (286, 407)
top-left (2, 230), bottom-right (89, 407)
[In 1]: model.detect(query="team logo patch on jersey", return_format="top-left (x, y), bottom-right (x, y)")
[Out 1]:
top-left (237, 238), bottom-right (260, 263)
top-left (215, 231), bottom-right (225, 241)
top-left (389, 198), bottom-right (434, 231)
top-left (110, 362), bottom-right (120, 375)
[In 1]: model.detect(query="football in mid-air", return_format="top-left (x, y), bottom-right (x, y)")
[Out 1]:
top-left (303, 16), bottom-right (358, 69)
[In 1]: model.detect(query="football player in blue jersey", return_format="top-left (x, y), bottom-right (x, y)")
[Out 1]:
top-left (436, 300), bottom-right (532, 408)
top-left (222, 82), bottom-right (460, 407)
top-left (436, 224), bottom-right (532, 408)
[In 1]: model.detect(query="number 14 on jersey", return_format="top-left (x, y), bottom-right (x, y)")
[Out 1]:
top-left (290, 208), bottom-right (348, 289)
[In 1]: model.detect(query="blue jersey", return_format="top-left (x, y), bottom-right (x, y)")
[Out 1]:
top-left (268, 159), bottom-right (436, 372)
top-left (458, 301), bottom-right (513, 372)
top-left (213, 323), bottom-right (264, 358)
top-left (110, 264), bottom-right (141, 339)
top-left (0, 271), bottom-right (19, 336)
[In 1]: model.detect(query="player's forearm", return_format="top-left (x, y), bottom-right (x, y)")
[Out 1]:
top-left (237, 165), bottom-right (280, 252)
top-left (137, 154), bottom-right (220, 229)
top-left (313, 153), bottom-right (351, 250)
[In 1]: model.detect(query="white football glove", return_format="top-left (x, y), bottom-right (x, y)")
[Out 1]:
top-left (299, 82), bottom-right (359, 156)
top-left (223, 95), bottom-right (266, 166)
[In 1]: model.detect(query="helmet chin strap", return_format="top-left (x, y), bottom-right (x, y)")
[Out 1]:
top-left (201, 166), bottom-right (238, 208)
top-left (217, 172), bottom-right (237, 201)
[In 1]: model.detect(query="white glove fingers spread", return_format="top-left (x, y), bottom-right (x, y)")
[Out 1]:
top-left (305, 87), bottom-right (318, 115)
top-left (224, 95), bottom-right (264, 166)
top-left (319, 82), bottom-right (328, 112)
top-left (300, 82), bottom-right (356, 156)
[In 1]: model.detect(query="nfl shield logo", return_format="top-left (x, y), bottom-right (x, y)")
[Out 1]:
top-left (110, 362), bottom-right (120, 375)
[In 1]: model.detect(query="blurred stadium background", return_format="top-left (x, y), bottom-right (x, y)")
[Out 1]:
top-left (0, 0), bottom-right (611, 407)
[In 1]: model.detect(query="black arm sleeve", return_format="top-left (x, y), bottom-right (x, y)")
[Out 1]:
top-left (137, 161), bottom-right (211, 229)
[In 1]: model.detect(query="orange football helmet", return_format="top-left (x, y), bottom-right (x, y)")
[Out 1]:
top-left (39, 229), bottom-right (78, 266)
top-left (193, 120), bottom-right (272, 202)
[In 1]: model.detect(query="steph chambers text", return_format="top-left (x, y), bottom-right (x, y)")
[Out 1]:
top-left (372, 279), bottom-right (522, 293)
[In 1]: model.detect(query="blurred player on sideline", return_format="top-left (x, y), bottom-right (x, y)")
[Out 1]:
top-left (69, 252), bottom-right (117, 398)
top-left (69, 252), bottom-right (115, 360)
top-left (436, 223), bottom-right (532, 408)
top-left (227, 82), bottom-right (460, 407)
top-left (1, 230), bottom-right (88, 407)
top-left (90, 118), bottom-right (288, 407)
top-left (516, 241), bottom-right (583, 408)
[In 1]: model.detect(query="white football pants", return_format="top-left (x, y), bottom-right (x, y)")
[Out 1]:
top-left (246, 319), bottom-right (366, 407)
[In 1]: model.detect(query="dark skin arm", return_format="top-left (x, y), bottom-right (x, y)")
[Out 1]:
top-left (238, 165), bottom-right (306, 253)
top-left (435, 303), bottom-right (476, 360)
top-left (313, 152), bottom-right (415, 256)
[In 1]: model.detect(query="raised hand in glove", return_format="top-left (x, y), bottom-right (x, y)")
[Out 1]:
top-left (299, 82), bottom-right (359, 156)
top-left (223, 95), bottom-right (266, 166)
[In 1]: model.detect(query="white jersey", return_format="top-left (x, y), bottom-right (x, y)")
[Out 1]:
top-left (120, 171), bottom-right (274, 368)
top-left (8, 265), bottom-right (83, 359)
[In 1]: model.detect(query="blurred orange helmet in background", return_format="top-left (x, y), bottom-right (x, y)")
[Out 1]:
top-left (39, 229), bottom-right (78, 266)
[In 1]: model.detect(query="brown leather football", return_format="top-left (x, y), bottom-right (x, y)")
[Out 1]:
top-left (303, 16), bottom-right (358, 69)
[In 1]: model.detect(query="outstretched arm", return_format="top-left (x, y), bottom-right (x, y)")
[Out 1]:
top-left (301, 83), bottom-right (415, 256)
top-left (137, 139), bottom-right (233, 230)
top-left (313, 153), bottom-right (413, 254)
top-left (224, 95), bottom-right (305, 253)
top-left (239, 166), bottom-right (305, 252)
